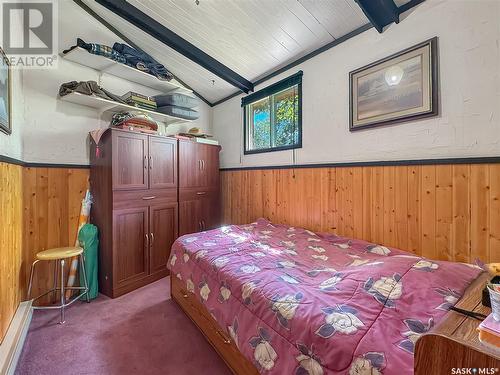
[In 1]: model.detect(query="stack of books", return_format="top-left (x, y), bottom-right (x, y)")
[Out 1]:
top-left (177, 132), bottom-right (219, 146)
top-left (478, 313), bottom-right (500, 350)
top-left (195, 138), bottom-right (219, 145)
top-left (121, 92), bottom-right (157, 111)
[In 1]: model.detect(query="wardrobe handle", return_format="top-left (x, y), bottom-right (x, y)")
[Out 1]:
top-left (198, 160), bottom-right (202, 170)
top-left (150, 232), bottom-right (154, 246)
top-left (145, 233), bottom-right (149, 247)
top-left (149, 155), bottom-right (152, 170)
top-left (144, 155), bottom-right (147, 169)
top-left (202, 220), bottom-right (206, 230)
top-left (202, 160), bottom-right (205, 170)
top-left (142, 196), bottom-right (156, 200)
top-left (198, 221), bottom-right (202, 231)
top-left (196, 191), bottom-right (206, 195)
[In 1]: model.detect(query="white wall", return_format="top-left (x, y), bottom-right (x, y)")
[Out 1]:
top-left (212, 0), bottom-right (500, 168)
top-left (4, 0), bottom-right (211, 165)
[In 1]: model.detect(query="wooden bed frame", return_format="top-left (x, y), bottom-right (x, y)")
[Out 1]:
top-left (171, 273), bottom-right (499, 375)
top-left (170, 275), bottom-right (258, 374)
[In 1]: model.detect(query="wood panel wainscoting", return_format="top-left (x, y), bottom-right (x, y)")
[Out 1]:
top-left (1, 162), bottom-right (89, 342)
top-left (0, 162), bottom-right (23, 343)
top-left (1, 161), bottom-right (89, 342)
top-left (221, 163), bottom-right (500, 264)
top-left (22, 167), bottom-right (90, 302)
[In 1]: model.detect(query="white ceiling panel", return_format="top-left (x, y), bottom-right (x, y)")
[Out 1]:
top-left (297, 0), bottom-right (368, 39)
top-left (128, 0), bottom-right (369, 80)
top-left (79, 0), bottom-right (369, 104)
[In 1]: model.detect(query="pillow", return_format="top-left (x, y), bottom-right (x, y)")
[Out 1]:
top-left (153, 93), bottom-right (199, 108)
top-left (156, 106), bottom-right (199, 120)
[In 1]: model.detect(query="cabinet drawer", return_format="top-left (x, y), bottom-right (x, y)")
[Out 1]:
top-left (113, 188), bottom-right (177, 209)
top-left (179, 187), bottom-right (218, 202)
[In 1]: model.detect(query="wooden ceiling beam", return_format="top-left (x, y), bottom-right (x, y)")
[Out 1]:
top-left (355, 0), bottom-right (426, 33)
top-left (355, 0), bottom-right (400, 33)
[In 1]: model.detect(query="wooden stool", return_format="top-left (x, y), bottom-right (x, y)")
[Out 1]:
top-left (27, 247), bottom-right (90, 324)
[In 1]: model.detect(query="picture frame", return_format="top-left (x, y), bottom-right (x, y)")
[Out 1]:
top-left (0, 46), bottom-right (12, 135)
top-left (349, 37), bottom-right (439, 131)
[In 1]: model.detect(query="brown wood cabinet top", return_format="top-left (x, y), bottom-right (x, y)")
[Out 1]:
top-left (415, 272), bottom-right (500, 374)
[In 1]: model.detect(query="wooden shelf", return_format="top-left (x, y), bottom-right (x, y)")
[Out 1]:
top-left (59, 92), bottom-right (191, 125)
top-left (61, 47), bottom-right (193, 94)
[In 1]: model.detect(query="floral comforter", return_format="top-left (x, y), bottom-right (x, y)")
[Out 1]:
top-left (168, 218), bottom-right (482, 375)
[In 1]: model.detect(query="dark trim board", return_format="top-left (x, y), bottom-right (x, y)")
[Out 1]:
top-left (241, 71), bottom-right (303, 106)
top-left (23, 162), bottom-right (90, 169)
top-left (0, 155), bottom-right (90, 169)
top-left (0, 154), bottom-right (24, 166)
top-left (398, 0), bottom-right (426, 14)
top-left (213, 23), bottom-right (373, 107)
top-left (3, 155), bottom-right (500, 171)
top-left (220, 156), bottom-right (500, 172)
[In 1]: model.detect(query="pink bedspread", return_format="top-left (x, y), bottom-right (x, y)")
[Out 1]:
top-left (168, 219), bottom-right (482, 375)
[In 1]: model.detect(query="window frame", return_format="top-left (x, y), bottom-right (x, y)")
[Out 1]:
top-left (242, 71), bottom-right (303, 155)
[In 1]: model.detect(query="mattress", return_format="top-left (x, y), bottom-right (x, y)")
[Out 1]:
top-left (153, 93), bottom-right (199, 108)
top-left (168, 218), bottom-right (482, 374)
top-left (156, 105), bottom-right (199, 120)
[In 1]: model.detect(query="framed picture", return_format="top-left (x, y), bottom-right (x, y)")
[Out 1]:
top-left (0, 47), bottom-right (11, 135)
top-left (349, 37), bottom-right (438, 131)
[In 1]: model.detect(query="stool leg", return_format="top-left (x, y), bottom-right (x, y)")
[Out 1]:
top-left (80, 254), bottom-right (90, 303)
top-left (52, 260), bottom-right (58, 303)
top-left (27, 260), bottom-right (40, 300)
top-left (60, 259), bottom-right (65, 324)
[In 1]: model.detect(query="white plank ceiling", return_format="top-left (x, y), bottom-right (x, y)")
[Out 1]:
top-left (80, 0), bottom-right (369, 104)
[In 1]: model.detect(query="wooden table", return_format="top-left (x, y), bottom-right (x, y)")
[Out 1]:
top-left (415, 273), bottom-right (500, 374)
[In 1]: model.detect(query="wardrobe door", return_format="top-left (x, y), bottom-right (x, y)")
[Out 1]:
top-left (178, 140), bottom-right (200, 188)
top-left (203, 145), bottom-right (221, 188)
top-left (149, 136), bottom-right (177, 189)
top-left (112, 131), bottom-right (148, 190)
top-left (201, 194), bottom-right (221, 231)
top-left (149, 202), bottom-right (178, 274)
top-left (197, 144), bottom-right (209, 188)
top-left (113, 206), bottom-right (149, 288)
top-left (179, 199), bottom-right (204, 236)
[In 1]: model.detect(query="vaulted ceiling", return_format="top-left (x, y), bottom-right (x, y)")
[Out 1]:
top-left (77, 0), bottom-right (421, 105)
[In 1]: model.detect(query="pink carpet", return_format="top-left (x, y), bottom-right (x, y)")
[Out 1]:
top-left (16, 277), bottom-right (231, 375)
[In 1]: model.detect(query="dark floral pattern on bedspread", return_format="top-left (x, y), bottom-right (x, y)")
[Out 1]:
top-left (168, 218), bottom-right (482, 374)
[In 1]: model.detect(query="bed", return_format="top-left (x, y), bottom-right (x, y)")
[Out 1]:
top-left (168, 218), bottom-right (483, 374)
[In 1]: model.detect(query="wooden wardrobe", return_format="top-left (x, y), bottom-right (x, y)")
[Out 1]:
top-left (90, 128), bottom-right (220, 298)
top-left (178, 139), bottom-right (221, 236)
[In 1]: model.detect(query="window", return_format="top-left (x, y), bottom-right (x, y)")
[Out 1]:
top-left (242, 71), bottom-right (302, 154)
